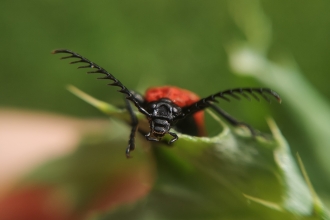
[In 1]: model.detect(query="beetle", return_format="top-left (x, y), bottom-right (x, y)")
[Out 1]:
top-left (53, 49), bottom-right (281, 158)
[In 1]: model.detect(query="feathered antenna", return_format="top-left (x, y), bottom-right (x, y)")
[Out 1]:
top-left (183, 88), bottom-right (281, 116)
top-left (52, 49), bottom-right (150, 116)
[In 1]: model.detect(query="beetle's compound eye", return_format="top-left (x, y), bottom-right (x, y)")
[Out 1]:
top-left (172, 107), bottom-right (182, 117)
top-left (151, 103), bottom-right (157, 109)
top-left (147, 102), bottom-right (157, 110)
top-left (172, 106), bottom-right (181, 115)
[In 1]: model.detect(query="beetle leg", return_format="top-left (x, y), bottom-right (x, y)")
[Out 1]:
top-left (168, 131), bottom-right (178, 144)
top-left (125, 98), bottom-right (139, 158)
top-left (130, 90), bottom-right (146, 106)
top-left (145, 120), bottom-right (161, 142)
top-left (208, 102), bottom-right (258, 136)
top-left (145, 132), bottom-right (160, 142)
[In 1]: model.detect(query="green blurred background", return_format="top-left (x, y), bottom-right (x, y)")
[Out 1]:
top-left (1, 0), bottom-right (330, 203)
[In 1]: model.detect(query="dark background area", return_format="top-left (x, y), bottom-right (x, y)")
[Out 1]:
top-left (1, 0), bottom-right (330, 203)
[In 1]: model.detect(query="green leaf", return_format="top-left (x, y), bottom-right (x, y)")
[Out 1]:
top-left (227, 0), bottom-right (330, 189)
top-left (66, 86), bottom-right (328, 219)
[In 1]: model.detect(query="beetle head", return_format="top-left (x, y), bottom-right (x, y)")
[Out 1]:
top-left (145, 98), bottom-right (182, 140)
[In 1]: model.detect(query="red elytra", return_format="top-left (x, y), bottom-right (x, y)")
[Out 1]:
top-left (145, 86), bottom-right (205, 136)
